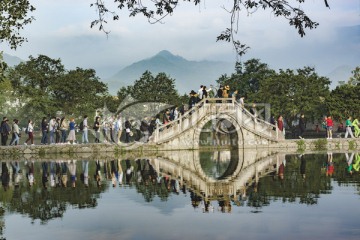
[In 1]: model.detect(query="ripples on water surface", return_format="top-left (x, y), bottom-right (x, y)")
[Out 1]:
top-left (0, 152), bottom-right (360, 240)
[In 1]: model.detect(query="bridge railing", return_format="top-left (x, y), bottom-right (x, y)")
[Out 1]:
top-left (233, 101), bottom-right (283, 141)
top-left (154, 97), bottom-right (283, 143)
top-left (154, 97), bottom-right (214, 142)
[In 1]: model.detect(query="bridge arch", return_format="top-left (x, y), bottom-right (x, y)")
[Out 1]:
top-left (192, 113), bottom-right (244, 149)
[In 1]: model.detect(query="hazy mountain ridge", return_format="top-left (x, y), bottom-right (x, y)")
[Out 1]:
top-left (326, 65), bottom-right (354, 89)
top-left (2, 53), bottom-right (23, 66)
top-left (105, 50), bottom-right (235, 95)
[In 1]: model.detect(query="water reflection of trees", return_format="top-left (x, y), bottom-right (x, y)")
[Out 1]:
top-left (246, 153), bottom-right (360, 208)
top-left (0, 160), bottom-right (104, 225)
top-left (0, 152), bottom-right (359, 235)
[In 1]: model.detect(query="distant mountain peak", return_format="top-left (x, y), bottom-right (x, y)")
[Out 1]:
top-left (3, 53), bottom-right (23, 66)
top-left (156, 50), bottom-right (174, 57)
top-left (106, 50), bottom-right (234, 95)
top-left (153, 50), bottom-right (186, 62)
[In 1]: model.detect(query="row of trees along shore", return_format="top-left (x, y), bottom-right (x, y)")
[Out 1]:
top-left (0, 53), bottom-right (359, 128)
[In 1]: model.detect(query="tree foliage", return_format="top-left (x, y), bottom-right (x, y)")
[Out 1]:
top-left (117, 70), bottom-right (184, 107)
top-left (0, 52), bottom-right (7, 82)
top-left (328, 84), bottom-right (360, 120)
top-left (7, 55), bottom-right (109, 120)
top-left (51, 68), bottom-right (108, 115)
top-left (217, 59), bottom-right (276, 99)
top-left (8, 55), bottom-right (66, 117)
top-left (348, 66), bottom-right (360, 86)
top-left (90, 0), bottom-right (329, 56)
top-left (217, 60), bottom-right (331, 124)
top-left (0, 0), bottom-right (35, 49)
top-left (327, 66), bottom-right (360, 120)
top-left (256, 67), bottom-right (330, 123)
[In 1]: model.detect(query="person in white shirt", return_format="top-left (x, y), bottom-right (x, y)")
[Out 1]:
top-left (24, 120), bottom-right (35, 145)
top-left (114, 115), bottom-right (123, 144)
top-left (197, 85), bottom-right (204, 100)
top-left (173, 107), bottom-right (179, 120)
top-left (82, 115), bottom-right (89, 144)
top-left (49, 116), bottom-right (56, 144)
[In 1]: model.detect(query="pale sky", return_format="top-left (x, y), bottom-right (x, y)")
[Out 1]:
top-left (2, 0), bottom-right (360, 82)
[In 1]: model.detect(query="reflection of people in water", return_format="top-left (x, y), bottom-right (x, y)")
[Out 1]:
top-left (118, 159), bottom-right (123, 186)
top-left (94, 160), bottom-right (102, 187)
top-left (326, 153), bottom-right (334, 177)
top-left (125, 159), bottom-right (134, 185)
top-left (1, 162), bottom-right (10, 191)
top-left (135, 159), bottom-right (158, 187)
top-left (345, 153), bottom-right (355, 175)
top-left (81, 160), bottom-right (89, 187)
top-left (55, 161), bottom-right (61, 187)
top-left (68, 160), bottom-right (77, 188)
top-left (61, 161), bottom-right (68, 187)
top-left (218, 199), bottom-right (232, 213)
top-left (278, 161), bottom-right (285, 180)
top-left (233, 188), bottom-right (247, 207)
top-left (42, 162), bottom-right (49, 189)
top-left (190, 190), bottom-right (202, 209)
top-left (353, 154), bottom-right (360, 172)
top-left (10, 161), bottom-right (21, 188)
top-left (136, 159), bottom-right (142, 183)
top-left (142, 159), bottom-right (152, 185)
top-left (163, 174), bottom-right (171, 190)
top-left (26, 161), bottom-right (35, 187)
top-left (202, 199), bottom-right (213, 213)
top-left (170, 178), bottom-right (180, 194)
top-left (50, 161), bottom-right (56, 188)
top-left (110, 159), bottom-right (119, 187)
top-left (103, 160), bottom-right (110, 180)
top-left (299, 154), bottom-right (306, 179)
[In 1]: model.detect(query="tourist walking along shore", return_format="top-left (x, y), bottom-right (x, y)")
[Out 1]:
top-left (345, 116), bottom-right (355, 138)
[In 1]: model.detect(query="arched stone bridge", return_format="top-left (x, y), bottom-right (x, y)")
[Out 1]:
top-left (151, 98), bottom-right (284, 150)
top-left (151, 149), bottom-right (285, 199)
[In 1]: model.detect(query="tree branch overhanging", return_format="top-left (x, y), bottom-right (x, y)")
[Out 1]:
top-left (89, 0), bottom-right (329, 56)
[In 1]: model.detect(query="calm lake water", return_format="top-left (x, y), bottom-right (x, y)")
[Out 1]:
top-left (1, 151), bottom-right (360, 240)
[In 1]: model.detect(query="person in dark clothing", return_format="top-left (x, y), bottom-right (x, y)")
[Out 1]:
top-left (125, 159), bottom-right (133, 184)
top-left (299, 154), bottom-right (306, 179)
top-left (188, 90), bottom-right (198, 109)
top-left (124, 119), bottom-right (131, 143)
top-left (217, 86), bottom-right (223, 98)
top-left (93, 116), bottom-right (101, 143)
top-left (250, 103), bottom-right (257, 116)
top-left (216, 86), bottom-right (223, 103)
top-left (1, 162), bottom-right (10, 191)
top-left (202, 86), bottom-right (210, 99)
top-left (270, 116), bottom-right (276, 131)
top-left (94, 160), bottom-right (102, 187)
top-left (1, 117), bottom-right (11, 146)
top-left (40, 117), bottom-right (49, 145)
top-left (140, 119), bottom-right (150, 142)
top-left (148, 117), bottom-right (156, 136)
top-left (298, 114), bottom-right (306, 139)
top-left (42, 162), bottom-right (49, 189)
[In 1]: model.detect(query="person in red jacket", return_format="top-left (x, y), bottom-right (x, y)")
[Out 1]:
top-left (277, 115), bottom-right (284, 136)
top-left (326, 115), bottom-right (334, 139)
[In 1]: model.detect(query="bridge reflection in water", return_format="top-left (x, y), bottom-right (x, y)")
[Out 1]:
top-left (153, 149), bottom-right (283, 201)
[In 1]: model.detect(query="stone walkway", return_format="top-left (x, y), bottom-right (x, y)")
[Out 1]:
top-left (0, 138), bottom-right (359, 160)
